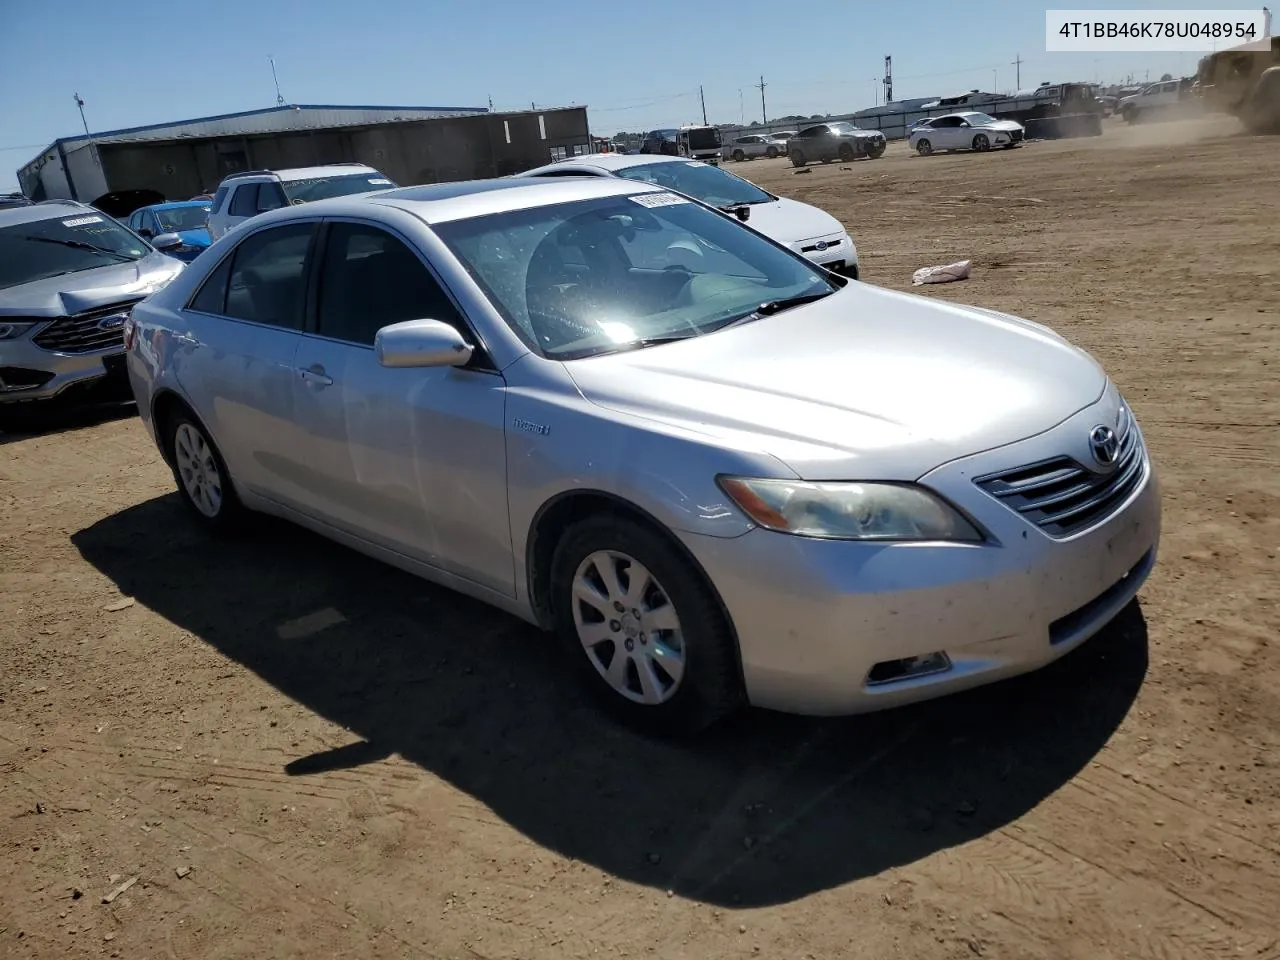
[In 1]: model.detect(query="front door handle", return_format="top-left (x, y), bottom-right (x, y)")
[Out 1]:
top-left (298, 364), bottom-right (333, 387)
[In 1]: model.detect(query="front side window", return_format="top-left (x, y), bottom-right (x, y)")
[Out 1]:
top-left (211, 185), bottom-right (229, 212)
top-left (221, 223), bottom-right (315, 329)
top-left (229, 185), bottom-right (259, 217)
top-left (279, 172), bottom-right (396, 205)
top-left (435, 192), bottom-right (835, 360)
top-left (612, 161), bottom-right (774, 208)
top-left (0, 212), bottom-right (149, 290)
top-left (797, 125), bottom-right (826, 138)
top-left (315, 222), bottom-right (459, 346)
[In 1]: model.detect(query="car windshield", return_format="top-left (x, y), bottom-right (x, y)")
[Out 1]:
top-left (828, 122), bottom-right (862, 134)
top-left (280, 172), bottom-right (396, 204)
top-left (434, 192), bottom-right (836, 360)
top-left (685, 127), bottom-right (722, 149)
top-left (964, 113), bottom-right (997, 124)
top-left (0, 213), bottom-right (149, 290)
top-left (155, 206), bottom-right (212, 232)
top-left (612, 161), bottom-right (773, 207)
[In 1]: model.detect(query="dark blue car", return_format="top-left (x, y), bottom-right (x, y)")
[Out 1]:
top-left (125, 200), bottom-right (213, 262)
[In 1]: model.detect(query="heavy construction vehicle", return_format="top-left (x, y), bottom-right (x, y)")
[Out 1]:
top-left (1197, 33), bottom-right (1280, 133)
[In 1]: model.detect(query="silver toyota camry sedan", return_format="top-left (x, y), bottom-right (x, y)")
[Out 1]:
top-left (124, 176), bottom-right (1160, 736)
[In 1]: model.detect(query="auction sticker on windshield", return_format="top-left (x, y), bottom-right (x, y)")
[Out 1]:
top-left (630, 193), bottom-right (689, 208)
top-left (62, 216), bottom-right (103, 227)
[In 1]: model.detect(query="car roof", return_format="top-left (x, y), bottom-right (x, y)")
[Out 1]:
top-left (520, 153), bottom-right (702, 176)
top-left (0, 201), bottom-right (99, 228)
top-left (242, 175), bottom-right (667, 227)
top-left (223, 164), bottom-right (379, 184)
top-left (142, 200), bottom-right (213, 211)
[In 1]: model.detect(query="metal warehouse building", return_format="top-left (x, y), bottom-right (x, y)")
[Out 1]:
top-left (17, 103), bottom-right (591, 215)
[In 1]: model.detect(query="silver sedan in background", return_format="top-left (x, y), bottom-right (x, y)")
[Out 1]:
top-left (125, 176), bottom-right (1160, 736)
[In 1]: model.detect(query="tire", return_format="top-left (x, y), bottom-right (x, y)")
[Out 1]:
top-left (0, 402), bottom-right (44, 434)
top-left (869, 143), bottom-right (885, 159)
top-left (1122, 105), bottom-right (1137, 124)
top-left (766, 146), bottom-right (779, 158)
top-left (162, 407), bottom-right (243, 531)
top-left (732, 149), bottom-right (746, 162)
top-left (972, 133), bottom-right (990, 151)
top-left (838, 143), bottom-right (855, 162)
top-left (916, 138), bottom-right (933, 156)
top-left (549, 514), bottom-right (743, 736)
top-left (789, 150), bottom-right (806, 167)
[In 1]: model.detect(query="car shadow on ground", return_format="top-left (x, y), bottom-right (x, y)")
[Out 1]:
top-left (0, 399), bottom-right (135, 445)
top-left (72, 494), bottom-right (1149, 908)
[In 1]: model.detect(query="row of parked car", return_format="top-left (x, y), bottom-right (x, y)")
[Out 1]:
top-left (1, 132), bottom-right (1159, 738)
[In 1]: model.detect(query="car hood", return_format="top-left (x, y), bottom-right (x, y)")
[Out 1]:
top-left (0, 253), bottom-right (184, 317)
top-left (563, 283), bottom-right (1107, 481)
top-left (980, 120), bottom-right (1024, 131)
top-left (738, 196), bottom-right (846, 246)
top-left (840, 130), bottom-right (884, 139)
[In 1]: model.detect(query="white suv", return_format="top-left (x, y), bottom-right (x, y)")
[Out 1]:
top-left (206, 164), bottom-right (396, 241)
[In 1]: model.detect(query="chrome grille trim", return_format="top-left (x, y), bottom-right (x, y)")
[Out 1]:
top-left (31, 300), bottom-right (141, 354)
top-left (974, 411), bottom-right (1146, 538)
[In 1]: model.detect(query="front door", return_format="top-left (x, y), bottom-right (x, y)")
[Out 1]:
top-left (289, 219), bottom-right (514, 596)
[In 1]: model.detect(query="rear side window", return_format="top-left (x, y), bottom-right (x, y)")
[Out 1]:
top-left (222, 223), bottom-right (314, 330)
top-left (229, 185), bottom-right (258, 217)
top-left (188, 254), bottom-right (234, 315)
top-left (315, 222), bottom-right (460, 346)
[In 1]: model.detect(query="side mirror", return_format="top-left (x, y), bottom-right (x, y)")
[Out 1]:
top-left (375, 319), bottom-right (474, 369)
top-left (151, 232), bottom-right (183, 251)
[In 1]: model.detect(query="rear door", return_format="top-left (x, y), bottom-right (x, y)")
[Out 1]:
top-left (175, 221), bottom-right (317, 505)
top-left (289, 219), bottom-right (513, 595)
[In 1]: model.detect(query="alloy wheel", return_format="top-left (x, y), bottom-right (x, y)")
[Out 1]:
top-left (174, 422), bottom-right (222, 518)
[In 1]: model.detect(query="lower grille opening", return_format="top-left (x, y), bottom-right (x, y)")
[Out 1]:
top-left (867, 651), bottom-right (952, 687)
top-left (0, 367), bottom-right (55, 391)
top-left (1048, 548), bottom-right (1155, 645)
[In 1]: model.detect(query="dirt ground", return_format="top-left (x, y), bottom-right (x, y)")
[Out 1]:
top-left (2, 116), bottom-right (1278, 960)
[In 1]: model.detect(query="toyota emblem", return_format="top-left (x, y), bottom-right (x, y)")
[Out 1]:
top-left (1089, 424), bottom-right (1121, 466)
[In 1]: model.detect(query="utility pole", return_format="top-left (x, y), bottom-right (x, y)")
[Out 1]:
top-left (488, 95), bottom-right (494, 110)
top-left (73, 93), bottom-right (88, 135)
top-left (1012, 53), bottom-right (1023, 90)
top-left (269, 56), bottom-right (284, 105)
top-left (699, 85), bottom-right (707, 125)
top-left (883, 56), bottom-right (893, 104)
top-left (755, 75), bottom-right (767, 124)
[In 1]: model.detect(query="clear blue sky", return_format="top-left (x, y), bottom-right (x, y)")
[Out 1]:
top-left (2, 0), bottom-right (1222, 190)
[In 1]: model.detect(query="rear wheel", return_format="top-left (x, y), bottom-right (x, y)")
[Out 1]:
top-left (164, 408), bottom-right (243, 531)
top-left (765, 145), bottom-right (779, 158)
top-left (732, 149), bottom-right (746, 162)
top-left (789, 150), bottom-right (806, 167)
top-left (916, 138), bottom-right (933, 156)
top-left (972, 133), bottom-right (990, 151)
top-left (550, 515), bottom-right (743, 736)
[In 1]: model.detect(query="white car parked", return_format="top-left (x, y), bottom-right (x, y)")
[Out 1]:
top-left (517, 153), bottom-right (859, 278)
top-left (909, 112), bottom-right (1026, 156)
top-left (722, 134), bottom-right (789, 162)
top-left (206, 164), bottom-right (397, 241)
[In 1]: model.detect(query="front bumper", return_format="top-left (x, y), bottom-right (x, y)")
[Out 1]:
top-left (678, 400), bottom-right (1161, 715)
top-left (0, 333), bottom-right (128, 404)
top-left (791, 231), bottom-right (858, 275)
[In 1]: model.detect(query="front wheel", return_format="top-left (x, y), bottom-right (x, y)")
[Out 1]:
top-left (838, 143), bottom-right (855, 162)
top-left (765, 146), bottom-right (779, 158)
top-left (972, 133), bottom-right (990, 151)
top-left (550, 516), bottom-right (743, 736)
top-left (916, 138), bottom-right (933, 156)
top-left (789, 150), bottom-right (806, 167)
top-left (732, 149), bottom-right (746, 162)
top-left (165, 409), bottom-right (243, 530)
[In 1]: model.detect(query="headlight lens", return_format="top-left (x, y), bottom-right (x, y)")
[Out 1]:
top-left (0, 321), bottom-right (39, 340)
top-left (718, 477), bottom-right (983, 542)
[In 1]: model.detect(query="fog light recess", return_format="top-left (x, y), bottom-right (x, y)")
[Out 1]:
top-left (866, 651), bottom-right (952, 686)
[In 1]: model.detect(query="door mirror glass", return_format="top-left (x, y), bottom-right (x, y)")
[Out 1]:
top-left (151, 232), bottom-right (183, 251)
top-left (375, 319), bottom-right (474, 368)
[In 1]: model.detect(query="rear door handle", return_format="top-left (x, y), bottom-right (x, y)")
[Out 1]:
top-left (297, 364), bottom-right (333, 387)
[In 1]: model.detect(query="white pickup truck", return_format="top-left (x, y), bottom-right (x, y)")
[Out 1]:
top-left (1119, 78), bottom-right (1195, 122)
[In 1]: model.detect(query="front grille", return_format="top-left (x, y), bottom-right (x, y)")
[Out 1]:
top-left (1009, 129), bottom-right (1025, 142)
top-left (974, 408), bottom-right (1146, 538)
top-left (31, 300), bottom-right (140, 354)
top-left (801, 238), bottom-right (842, 253)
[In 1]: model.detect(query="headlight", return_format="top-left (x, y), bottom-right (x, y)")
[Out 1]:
top-left (0, 321), bottom-right (39, 340)
top-left (718, 477), bottom-right (983, 542)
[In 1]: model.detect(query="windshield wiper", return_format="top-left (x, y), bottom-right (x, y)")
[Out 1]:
top-left (713, 290), bottom-right (836, 332)
top-left (22, 236), bottom-right (135, 262)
